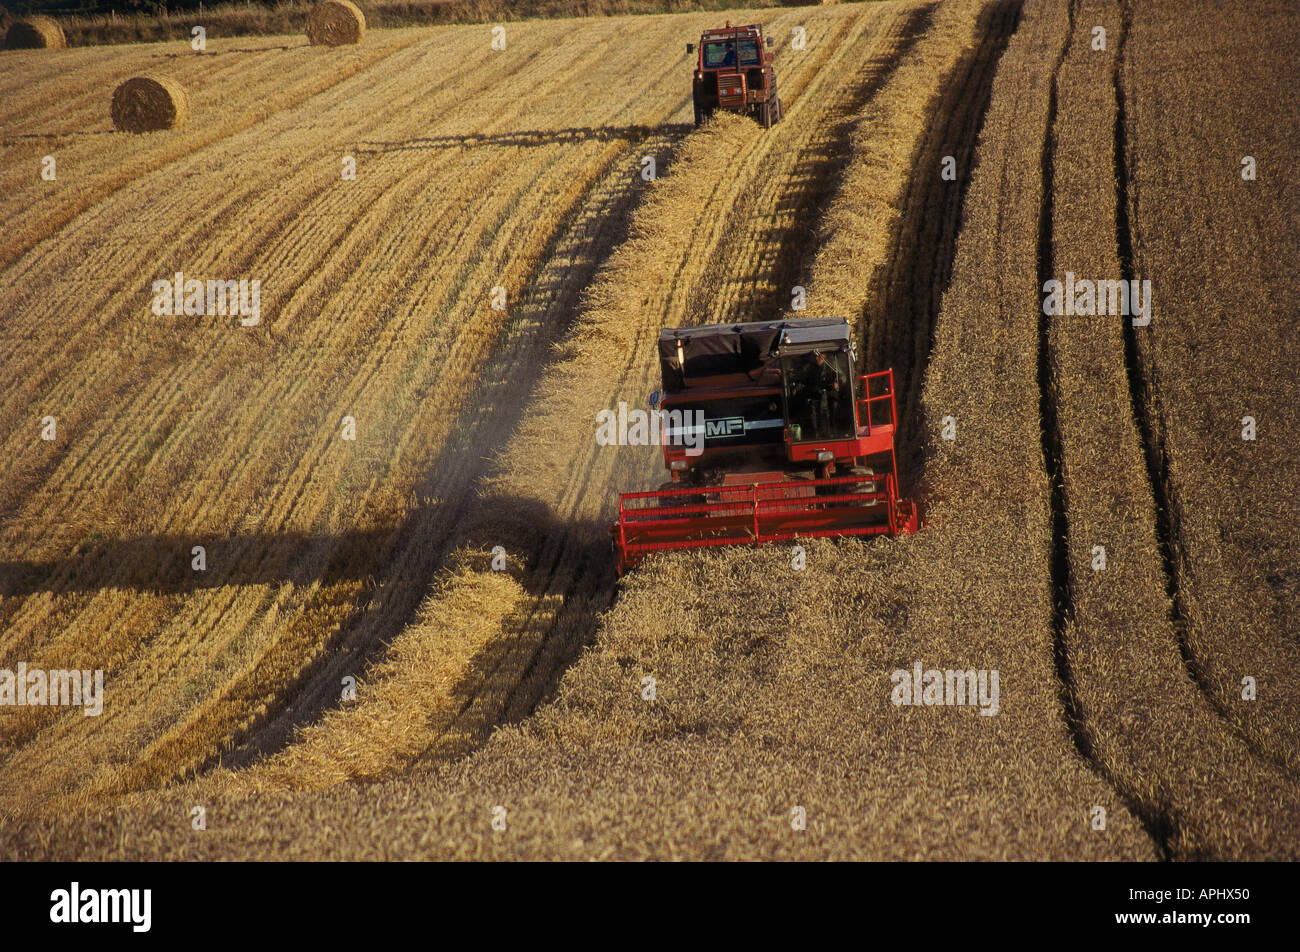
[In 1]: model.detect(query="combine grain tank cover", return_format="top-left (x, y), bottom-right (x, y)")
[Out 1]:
top-left (658, 318), bottom-right (850, 391)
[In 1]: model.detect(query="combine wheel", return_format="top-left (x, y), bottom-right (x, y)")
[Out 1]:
top-left (761, 100), bottom-right (774, 129)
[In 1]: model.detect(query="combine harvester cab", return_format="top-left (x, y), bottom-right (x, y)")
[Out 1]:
top-left (612, 318), bottom-right (920, 573)
top-left (687, 22), bottom-right (784, 128)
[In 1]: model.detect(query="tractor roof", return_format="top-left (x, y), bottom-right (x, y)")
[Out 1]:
top-left (700, 23), bottom-right (764, 41)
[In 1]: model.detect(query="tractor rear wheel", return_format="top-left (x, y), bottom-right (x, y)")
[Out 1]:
top-left (766, 75), bottom-right (783, 125)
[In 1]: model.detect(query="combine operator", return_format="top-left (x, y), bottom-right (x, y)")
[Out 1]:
top-left (789, 349), bottom-right (851, 441)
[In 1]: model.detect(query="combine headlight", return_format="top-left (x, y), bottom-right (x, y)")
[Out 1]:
top-left (817, 450), bottom-right (834, 462)
top-left (670, 460), bottom-right (689, 471)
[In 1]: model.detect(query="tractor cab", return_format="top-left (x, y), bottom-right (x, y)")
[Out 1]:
top-left (700, 35), bottom-right (761, 69)
top-left (687, 22), bottom-right (784, 128)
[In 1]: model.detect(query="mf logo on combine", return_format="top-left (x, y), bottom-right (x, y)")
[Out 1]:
top-left (50, 883), bottom-right (151, 932)
top-left (704, 417), bottom-right (746, 438)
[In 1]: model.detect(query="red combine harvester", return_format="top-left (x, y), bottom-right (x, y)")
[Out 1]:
top-left (611, 318), bottom-right (919, 573)
top-left (687, 22), bottom-right (783, 128)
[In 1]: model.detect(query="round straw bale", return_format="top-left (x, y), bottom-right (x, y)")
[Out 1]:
top-left (5, 16), bottom-right (67, 50)
top-left (306, 0), bottom-right (365, 47)
top-left (110, 76), bottom-right (190, 133)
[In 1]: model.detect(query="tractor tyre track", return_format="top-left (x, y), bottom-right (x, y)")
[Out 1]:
top-left (1036, 0), bottom-right (1175, 859)
top-left (1112, 2), bottom-right (1294, 778)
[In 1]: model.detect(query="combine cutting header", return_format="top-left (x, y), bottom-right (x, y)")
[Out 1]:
top-left (611, 318), bottom-right (919, 573)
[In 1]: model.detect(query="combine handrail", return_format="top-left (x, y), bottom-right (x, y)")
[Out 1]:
top-left (856, 368), bottom-right (898, 432)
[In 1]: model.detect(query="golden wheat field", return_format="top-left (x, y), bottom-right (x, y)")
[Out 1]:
top-left (0, 0), bottom-right (1296, 864)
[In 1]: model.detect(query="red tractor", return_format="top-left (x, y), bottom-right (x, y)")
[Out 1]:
top-left (611, 318), bottom-right (919, 573)
top-left (687, 22), bottom-right (784, 129)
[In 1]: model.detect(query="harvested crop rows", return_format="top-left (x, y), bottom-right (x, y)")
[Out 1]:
top-left (226, 0), bottom-right (929, 790)
top-left (0, 9), bottom-right (836, 817)
top-left (0, 4), bottom-right (947, 818)
top-left (7, 0), bottom-right (1160, 859)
